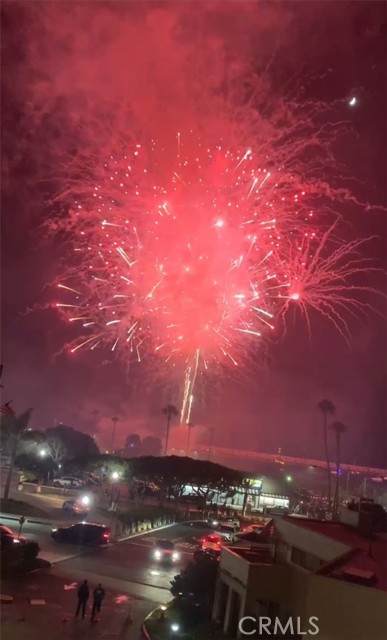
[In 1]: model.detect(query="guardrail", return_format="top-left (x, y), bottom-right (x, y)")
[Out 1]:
top-left (21, 482), bottom-right (80, 497)
top-left (1, 505), bottom-right (211, 539)
top-left (0, 512), bottom-right (54, 527)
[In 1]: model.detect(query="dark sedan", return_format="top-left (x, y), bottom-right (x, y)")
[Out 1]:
top-left (51, 522), bottom-right (110, 546)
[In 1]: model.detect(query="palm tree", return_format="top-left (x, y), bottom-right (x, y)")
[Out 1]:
top-left (162, 405), bottom-right (178, 456)
top-left (186, 422), bottom-right (194, 456)
top-left (111, 416), bottom-right (119, 451)
top-left (2, 408), bottom-right (33, 500)
top-left (318, 399), bottom-right (335, 510)
top-left (330, 421), bottom-right (347, 520)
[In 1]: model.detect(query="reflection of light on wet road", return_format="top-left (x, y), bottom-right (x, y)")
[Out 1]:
top-left (150, 570), bottom-right (160, 576)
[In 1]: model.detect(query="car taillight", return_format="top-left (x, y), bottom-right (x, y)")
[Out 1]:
top-left (103, 533), bottom-right (110, 538)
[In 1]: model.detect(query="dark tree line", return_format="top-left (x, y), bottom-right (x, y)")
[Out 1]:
top-left (68, 453), bottom-right (248, 505)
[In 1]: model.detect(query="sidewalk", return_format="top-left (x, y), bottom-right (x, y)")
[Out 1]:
top-left (0, 570), bottom-right (147, 640)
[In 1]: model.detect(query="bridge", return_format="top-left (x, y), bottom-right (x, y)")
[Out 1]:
top-left (189, 445), bottom-right (387, 477)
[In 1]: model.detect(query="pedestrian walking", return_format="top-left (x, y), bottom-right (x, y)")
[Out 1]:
top-left (91, 583), bottom-right (106, 621)
top-left (75, 580), bottom-right (89, 619)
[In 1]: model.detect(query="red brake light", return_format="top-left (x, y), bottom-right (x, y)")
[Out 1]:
top-left (103, 533), bottom-right (110, 538)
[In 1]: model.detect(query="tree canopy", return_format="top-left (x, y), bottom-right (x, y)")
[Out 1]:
top-left (45, 424), bottom-right (99, 458)
top-left (69, 452), bottom-right (245, 499)
top-left (124, 434), bottom-right (162, 457)
top-left (170, 554), bottom-right (218, 607)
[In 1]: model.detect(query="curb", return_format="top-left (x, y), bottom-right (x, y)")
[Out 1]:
top-left (141, 603), bottom-right (172, 640)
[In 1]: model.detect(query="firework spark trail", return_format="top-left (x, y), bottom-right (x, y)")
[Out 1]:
top-left (53, 127), bottom-right (381, 421)
top-left (180, 348), bottom-right (200, 423)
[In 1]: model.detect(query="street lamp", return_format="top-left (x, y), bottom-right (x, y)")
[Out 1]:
top-left (110, 471), bottom-right (120, 510)
top-left (39, 449), bottom-right (47, 457)
top-left (81, 495), bottom-right (91, 506)
top-left (171, 623), bottom-right (180, 633)
top-left (286, 475), bottom-right (292, 482)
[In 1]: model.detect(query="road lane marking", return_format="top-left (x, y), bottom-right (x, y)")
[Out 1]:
top-left (119, 540), bottom-right (193, 556)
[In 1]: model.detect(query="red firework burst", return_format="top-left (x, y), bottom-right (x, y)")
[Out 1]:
top-left (53, 132), bottom-right (380, 421)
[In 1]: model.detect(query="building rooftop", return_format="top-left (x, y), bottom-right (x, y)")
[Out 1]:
top-left (225, 545), bottom-right (274, 565)
top-left (281, 516), bottom-right (387, 591)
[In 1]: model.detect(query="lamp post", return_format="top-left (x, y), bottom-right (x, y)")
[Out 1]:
top-left (110, 471), bottom-right (120, 510)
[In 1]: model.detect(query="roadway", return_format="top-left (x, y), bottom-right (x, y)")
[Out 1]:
top-left (1, 521), bottom-right (209, 640)
top-left (1, 492), bottom-right (209, 626)
top-left (50, 522), bottom-right (206, 602)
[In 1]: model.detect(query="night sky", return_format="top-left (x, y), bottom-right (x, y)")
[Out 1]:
top-left (1, 2), bottom-right (386, 465)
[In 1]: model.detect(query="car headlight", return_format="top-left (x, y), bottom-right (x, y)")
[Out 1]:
top-left (172, 552), bottom-right (180, 561)
top-left (211, 520), bottom-right (219, 527)
top-left (13, 538), bottom-right (21, 544)
top-left (52, 528), bottom-right (58, 532)
top-left (154, 550), bottom-right (161, 559)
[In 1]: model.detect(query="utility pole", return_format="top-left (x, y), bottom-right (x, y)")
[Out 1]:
top-left (111, 416), bottom-right (119, 451)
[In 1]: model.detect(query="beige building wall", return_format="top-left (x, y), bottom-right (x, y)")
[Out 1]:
top-left (214, 548), bottom-right (387, 639)
top-left (305, 574), bottom-right (387, 640)
top-left (275, 517), bottom-right (349, 561)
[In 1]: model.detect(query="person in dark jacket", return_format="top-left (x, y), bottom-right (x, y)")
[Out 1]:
top-left (91, 583), bottom-right (106, 621)
top-left (75, 580), bottom-right (89, 619)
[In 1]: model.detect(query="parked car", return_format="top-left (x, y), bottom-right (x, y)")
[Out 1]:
top-left (53, 476), bottom-right (83, 489)
top-left (193, 548), bottom-right (220, 563)
top-left (51, 522), bottom-right (110, 545)
top-left (0, 524), bottom-right (25, 544)
top-left (242, 523), bottom-right (264, 533)
top-left (201, 533), bottom-right (222, 552)
top-left (215, 524), bottom-right (239, 543)
top-left (221, 517), bottom-right (240, 528)
top-left (62, 500), bottom-right (89, 516)
top-left (152, 539), bottom-right (180, 563)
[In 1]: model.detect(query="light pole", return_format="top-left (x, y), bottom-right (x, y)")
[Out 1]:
top-left (111, 416), bottom-right (119, 451)
top-left (110, 471), bottom-right (120, 510)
